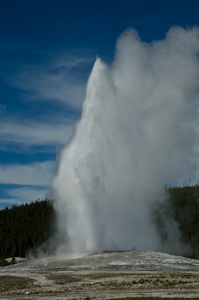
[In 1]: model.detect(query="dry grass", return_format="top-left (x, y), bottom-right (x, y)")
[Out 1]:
top-left (0, 275), bottom-right (34, 292)
top-left (107, 298), bottom-right (199, 300)
top-left (46, 271), bottom-right (199, 291)
top-left (47, 273), bottom-right (81, 284)
top-left (84, 272), bottom-right (129, 279)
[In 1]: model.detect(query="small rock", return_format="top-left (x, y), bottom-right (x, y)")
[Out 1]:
top-left (26, 291), bottom-right (31, 295)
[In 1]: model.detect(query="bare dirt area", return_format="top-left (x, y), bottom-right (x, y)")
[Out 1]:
top-left (1, 251), bottom-right (199, 299)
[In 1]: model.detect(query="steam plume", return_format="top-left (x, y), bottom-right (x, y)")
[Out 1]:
top-left (52, 26), bottom-right (199, 255)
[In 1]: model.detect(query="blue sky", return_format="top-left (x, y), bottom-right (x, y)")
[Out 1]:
top-left (0, 0), bottom-right (199, 209)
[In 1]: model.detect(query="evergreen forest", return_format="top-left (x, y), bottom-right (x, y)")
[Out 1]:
top-left (0, 199), bottom-right (56, 260)
top-left (154, 185), bottom-right (199, 259)
top-left (1, 186), bottom-right (199, 260)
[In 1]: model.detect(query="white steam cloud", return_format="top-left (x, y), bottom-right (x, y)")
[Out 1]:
top-left (52, 26), bottom-right (199, 255)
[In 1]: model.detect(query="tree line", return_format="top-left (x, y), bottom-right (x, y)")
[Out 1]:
top-left (1, 186), bottom-right (199, 260)
top-left (154, 185), bottom-right (199, 259)
top-left (0, 199), bottom-right (56, 260)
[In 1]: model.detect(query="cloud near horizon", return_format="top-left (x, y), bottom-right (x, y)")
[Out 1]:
top-left (0, 186), bottom-right (51, 208)
top-left (0, 161), bottom-right (55, 186)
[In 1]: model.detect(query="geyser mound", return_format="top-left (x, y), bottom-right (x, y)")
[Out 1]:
top-left (52, 26), bottom-right (199, 255)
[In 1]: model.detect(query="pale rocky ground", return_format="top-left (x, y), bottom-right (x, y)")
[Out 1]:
top-left (1, 251), bottom-right (199, 299)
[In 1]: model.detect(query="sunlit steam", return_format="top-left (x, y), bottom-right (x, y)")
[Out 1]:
top-left (52, 26), bottom-right (199, 255)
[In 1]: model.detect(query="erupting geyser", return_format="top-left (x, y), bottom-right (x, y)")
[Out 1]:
top-left (52, 26), bottom-right (199, 255)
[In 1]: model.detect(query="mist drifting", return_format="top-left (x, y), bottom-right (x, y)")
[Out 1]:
top-left (52, 26), bottom-right (199, 255)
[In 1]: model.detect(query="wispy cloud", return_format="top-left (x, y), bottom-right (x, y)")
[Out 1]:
top-left (0, 51), bottom-right (93, 209)
top-left (6, 186), bottom-right (50, 202)
top-left (0, 186), bottom-right (50, 208)
top-left (0, 199), bottom-right (20, 205)
top-left (0, 119), bottom-right (73, 150)
top-left (0, 161), bottom-right (54, 186)
top-left (10, 52), bottom-right (94, 111)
